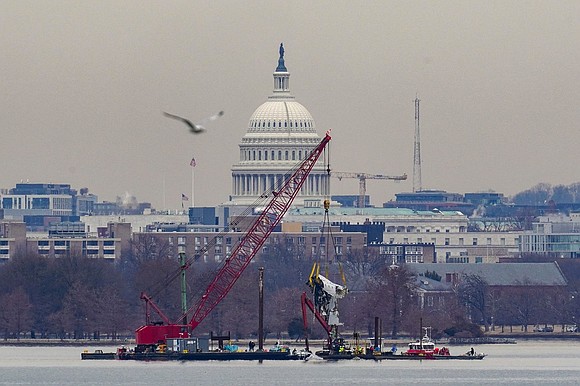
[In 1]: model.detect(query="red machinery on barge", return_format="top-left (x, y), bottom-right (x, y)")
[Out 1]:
top-left (82, 132), bottom-right (332, 361)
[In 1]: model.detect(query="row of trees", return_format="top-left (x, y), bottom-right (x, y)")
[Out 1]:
top-left (512, 182), bottom-right (580, 205)
top-left (1, 238), bottom-right (579, 341)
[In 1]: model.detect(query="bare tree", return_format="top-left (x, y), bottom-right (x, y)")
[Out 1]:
top-left (497, 282), bottom-right (542, 332)
top-left (458, 274), bottom-right (490, 331)
top-left (368, 265), bottom-right (416, 338)
top-left (342, 247), bottom-right (385, 279)
top-left (265, 287), bottom-right (303, 340)
top-left (0, 287), bottom-right (33, 340)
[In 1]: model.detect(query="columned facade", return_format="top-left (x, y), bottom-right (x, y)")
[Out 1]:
top-left (229, 44), bottom-right (329, 207)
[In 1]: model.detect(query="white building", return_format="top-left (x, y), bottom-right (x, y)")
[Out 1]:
top-left (228, 43), bottom-right (329, 207)
top-left (519, 213), bottom-right (580, 258)
top-left (284, 206), bottom-right (521, 263)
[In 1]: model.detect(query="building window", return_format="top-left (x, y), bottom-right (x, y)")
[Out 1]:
top-left (487, 238), bottom-right (492, 245)
top-left (472, 238), bottom-right (478, 246)
top-left (459, 238), bottom-right (464, 246)
top-left (2, 198), bottom-right (13, 209)
top-left (444, 238), bottom-right (450, 246)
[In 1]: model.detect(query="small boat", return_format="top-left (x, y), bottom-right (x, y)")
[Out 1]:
top-left (81, 349), bottom-right (116, 360)
top-left (400, 327), bottom-right (486, 360)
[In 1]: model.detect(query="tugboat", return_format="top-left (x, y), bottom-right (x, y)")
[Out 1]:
top-left (403, 326), bottom-right (449, 357)
top-left (401, 324), bottom-right (485, 360)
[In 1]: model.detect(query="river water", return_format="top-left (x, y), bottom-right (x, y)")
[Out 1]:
top-left (0, 340), bottom-right (578, 385)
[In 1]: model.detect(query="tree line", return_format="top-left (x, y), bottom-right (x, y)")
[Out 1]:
top-left (1, 238), bottom-right (579, 341)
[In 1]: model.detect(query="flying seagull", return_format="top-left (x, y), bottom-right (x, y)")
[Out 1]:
top-left (163, 110), bottom-right (224, 134)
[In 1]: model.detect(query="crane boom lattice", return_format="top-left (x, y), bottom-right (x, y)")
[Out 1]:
top-left (188, 133), bottom-right (332, 330)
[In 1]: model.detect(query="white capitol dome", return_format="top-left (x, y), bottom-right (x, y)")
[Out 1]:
top-left (248, 100), bottom-right (316, 133)
top-left (229, 44), bottom-right (328, 206)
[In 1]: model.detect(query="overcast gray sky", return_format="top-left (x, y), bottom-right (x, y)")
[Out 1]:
top-left (2, 1), bottom-right (579, 210)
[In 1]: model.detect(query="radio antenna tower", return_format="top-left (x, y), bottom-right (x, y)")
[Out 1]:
top-left (413, 96), bottom-right (422, 193)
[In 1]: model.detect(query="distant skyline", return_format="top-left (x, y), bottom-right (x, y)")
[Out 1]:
top-left (2, 1), bottom-right (579, 210)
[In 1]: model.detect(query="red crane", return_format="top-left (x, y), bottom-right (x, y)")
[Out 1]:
top-left (136, 132), bottom-right (332, 346)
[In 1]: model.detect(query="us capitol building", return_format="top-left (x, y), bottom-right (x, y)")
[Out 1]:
top-left (227, 43), bottom-right (329, 208)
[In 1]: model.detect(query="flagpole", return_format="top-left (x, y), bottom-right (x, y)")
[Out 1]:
top-left (190, 156), bottom-right (196, 208)
top-left (163, 176), bottom-right (166, 212)
top-left (191, 166), bottom-right (195, 208)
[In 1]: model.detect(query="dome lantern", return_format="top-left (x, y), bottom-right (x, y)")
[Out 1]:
top-left (273, 43), bottom-right (290, 93)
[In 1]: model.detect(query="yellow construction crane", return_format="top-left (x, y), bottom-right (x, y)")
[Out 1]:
top-left (331, 172), bottom-right (407, 208)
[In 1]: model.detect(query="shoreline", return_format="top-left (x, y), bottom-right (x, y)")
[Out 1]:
top-left (1, 333), bottom-right (579, 347)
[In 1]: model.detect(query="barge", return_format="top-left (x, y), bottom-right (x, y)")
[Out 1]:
top-left (82, 338), bottom-right (310, 361)
top-left (82, 349), bottom-right (309, 361)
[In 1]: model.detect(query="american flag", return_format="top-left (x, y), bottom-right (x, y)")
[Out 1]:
top-left (190, 157), bottom-right (196, 167)
top-left (181, 193), bottom-right (189, 201)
